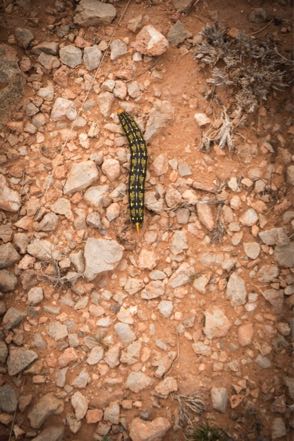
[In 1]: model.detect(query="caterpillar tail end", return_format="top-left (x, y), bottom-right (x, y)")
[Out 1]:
top-left (135, 223), bottom-right (141, 233)
top-left (117, 107), bottom-right (124, 114)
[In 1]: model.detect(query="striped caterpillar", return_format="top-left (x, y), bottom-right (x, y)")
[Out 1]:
top-left (118, 110), bottom-right (147, 232)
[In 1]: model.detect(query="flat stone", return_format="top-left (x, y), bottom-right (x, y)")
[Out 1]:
top-left (2, 307), bottom-right (26, 330)
top-left (194, 112), bottom-right (211, 127)
top-left (47, 321), bottom-right (68, 341)
top-left (63, 161), bottom-right (99, 195)
top-left (168, 262), bottom-right (195, 288)
top-left (238, 323), bottom-right (254, 346)
top-left (144, 100), bottom-right (173, 142)
top-left (31, 426), bottom-right (64, 441)
top-left (84, 185), bottom-right (109, 208)
top-left (38, 53), bottom-right (60, 70)
top-left (59, 45), bottom-right (82, 68)
top-left (86, 409), bottom-right (103, 424)
top-left (7, 347), bottom-right (38, 376)
top-left (28, 393), bottom-right (64, 429)
top-left (257, 265), bottom-right (279, 283)
top-left (171, 230), bottom-right (188, 254)
top-left (204, 307), bottom-right (232, 339)
top-left (192, 342), bottom-right (211, 356)
top-left (71, 391), bottom-right (88, 420)
top-left (32, 41), bottom-right (59, 55)
top-left (0, 174), bottom-right (21, 212)
top-left (155, 377), bottom-right (178, 397)
top-left (84, 238), bottom-right (123, 280)
top-left (101, 158), bottom-right (120, 181)
top-left (120, 340), bottom-right (141, 365)
top-left (110, 39), bottom-right (128, 60)
top-left (104, 401), bottom-right (120, 424)
top-left (158, 300), bottom-right (173, 318)
top-left (0, 243), bottom-right (20, 268)
top-left (197, 204), bottom-right (214, 231)
top-left (274, 242), bottom-right (294, 268)
top-left (97, 91), bottom-right (114, 117)
top-left (226, 272), bottom-right (247, 306)
top-left (261, 289), bottom-right (284, 312)
top-left (114, 323), bottom-right (136, 345)
top-left (104, 344), bottom-right (120, 368)
top-left (167, 20), bottom-right (191, 45)
top-left (86, 345), bottom-right (104, 365)
top-left (15, 27), bottom-right (34, 49)
top-left (74, 0), bottom-right (116, 26)
top-left (240, 208), bottom-right (258, 226)
top-left (165, 188), bottom-right (181, 207)
top-left (83, 45), bottom-right (102, 70)
top-left (259, 227), bottom-right (289, 246)
top-left (124, 277), bottom-right (144, 295)
top-left (72, 369), bottom-right (90, 389)
top-left (141, 281), bottom-right (165, 300)
top-left (0, 269), bottom-right (17, 292)
top-left (138, 248), bottom-right (157, 270)
top-left (243, 242), bottom-right (260, 259)
top-left (27, 239), bottom-right (57, 261)
top-left (255, 354), bottom-right (271, 368)
top-left (0, 341), bottom-right (8, 363)
top-left (126, 372), bottom-right (153, 393)
top-left (58, 348), bottom-right (78, 367)
top-left (129, 417), bottom-right (171, 441)
top-left (287, 164), bottom-right (294, 185)
top-left (51, 198), bottom-right (72, 219)
top-left (133, 25), bottom-right (169, 56)
top-left (51, 97), bottom-right (77, 121)
top-left (193, 273), bottom-right (210, 294)
top-left (211, 387), bottom-right (228, 413)
top-left (0, 384), bottom-right (18, 413)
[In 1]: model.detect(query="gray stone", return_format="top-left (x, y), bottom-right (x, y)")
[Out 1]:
top-left (284, 376), bottom-right (294, 400)
top-left (259, 227), bottom-right (289, 246)
top-left (127, 81), bottom-right (141, 99)
top-left (204, 307), bottom-right (232, 339)
top-left (84, 185), bottom-right (109, 208)
top-left (84, 238), bottom-right (123, 281)
top-left (211, 387), bottom-right (228, 413)
top-left (51, 197), bottom-right (72, 219)
top-left (274, 242), bottom-right (294, 267)
top-left (120, 340), bottom-right (141, 365)
top-left (32, 41), bottom-right (59, 56)
top-left (153, 154), bottom-right (169, 177)
top-left (192, 342), bottom-right (211, 356)
top-left (27, 239), bottom-right (57, 261)
top-left (110, 39), bottom-right (128, 60)
top-left (83, 45), bottom-right (102, 70)
top-left (2, 307), bottom-right (26, 330)
top-left (55, 367), bottom-right (68, 388)
top-left (0, 59), bottom-right (24, 122)
top-left (144, 191), bottom-right (164, 213)
top-left (38, 53), bottom-right (60, 70)
top-left (261, 289), bottom-right (284, 312)
top-left (97, 91), bottom-right (114, 117)
top-left (141, 281), bottom-right (165, 300)
top-left (7, 347), bottom-right (38, 376)
top-left (0, 243), bottom-right (20, 268)
top-left (226, 272), bottom-right (247, 306)
top-left (72, 369), bottom-right (90, 389)
top-left (167, 20), bottom-right (191, 45)
top-left (197, 204), bottom-right (214, 231)
top-left (171, 230), bottom-right (188, 255)
top-left (255, 354), bottom-right (271, 368)
top-left (138, 248), bottom-right (157, 270)
top-left (28, 287), bottom-right (44, 305)
top-left (287, 164), bottom-right (294, 185)
top-left (104, 401), bottom-right (120, 424)
top-left (194, 112), bottom-right (211, 127)
top-left (86, 345), bottom-right (104, 365)
top-left (0, 341), bottom-right (8, 364)
top-left (155, 377), bottom-right (178, 397)
top-left (0, 270), bottom-right (17, 292)
top-left (31, 426), bottom-right (64, 441)
top-left (126, 372), bottom-right (153, 393)
top-left (127, 14), bottom-right (143, 33)
top-left (0, 175), bottom-right (21, 212)
top-left (15, 27), bottom-right (34, 48)
top-left (129, 417), bottom-right (171, 441)
top-left (74, 0), bottom-right (116, 26)
top-left (248, 8), bottom-right (268, 24)
top-left (51, 97), bottom-right (77, 121)
top-left (64, 161), bottom-right (99, 195)
top-left (101, 158), bottom-right (120, 181)
top-left (124, 277), bottom-right (144, 295)
top-left (28, 393), bottom-right (64, 429)
top-left (271, 417), bottom-right (286, 439)
top-left (158, 300), bottom-right (173, 318)
top-left (0, 384), bottom-right (18, 413)
top-left (37, 212), bottom-right (58, 232)
top-left (71, 391), bottom-right (88, 420)
top-left (240, 208), bottom-right (258, 226)
top-left (37, 83), bottom-right (54, 101)
top-left (115, 323), bottom-right (136, 346)
top-left (243, 242), bottom-right (260, 259)
top-left (47, 321), bottom-right (68, 341)
top-left (144, 100), bottom-right (173, 142)
top-left (173, 0), bottom-right (195, 12)
top-left (133, 25), bottom-right (169, 57)
top-left (257, 265), bottom-right (279, 283)
top-left (86, 212), bottom-right (101, 229)
top-left (168, 262), bottom-right (195, 288)
top-left (193, 274), bottom-right (210, 294)
top-left (104, 344), bottom-right (120, 368)
top-left (60, 45), bottom-right (82, 68)
top-left (70, 250), bottom-right (84, 273)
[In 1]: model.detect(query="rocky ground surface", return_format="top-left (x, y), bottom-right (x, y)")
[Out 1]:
top-left (0, 0), bottom-right (293, 440)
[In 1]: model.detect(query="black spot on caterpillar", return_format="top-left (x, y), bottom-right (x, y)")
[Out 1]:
top-left (118, 110), bottom-right (147, 232)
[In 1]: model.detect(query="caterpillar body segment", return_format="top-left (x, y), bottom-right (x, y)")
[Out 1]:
top-left (118, 111), bottom-right (147, 231)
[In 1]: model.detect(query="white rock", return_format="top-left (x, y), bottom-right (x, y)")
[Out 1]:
top-left (129, 417), bottom-right (171, 441)
top-left (158, 300), bottom-right (173, 318)
top-left (51, 97), bottom-right (77, 121)
top-left (171, 230), bottom-right (188, 255)
top-left (51, 198), bottom-right (72, 219)
top-left (126, 372), bottom-right (153, 393)
top-left (63, 161), bottom-right (98, 194)
top-left (168, 262), bottom-right (195, 288)
top-left (243, 242), bottom-right (260, 259)
top-left (240, 208), bottom-right (258, 226)
top-left (110, 39), bottom-right (128, 60)
top-left (211, 387), bottom-right (228, 413)
top-left (71, 392), bottom-right (88, 420)
top-left (0, 175), bottom-right (21, 212)
top-left (74, 0), bottom-right (117, 26)
top-left (144, 100), bottom-right (173, 142)
top-left (226, 272), bottom-right (247, 306)
top-left (84, 238), bottom-right (123, 281)
top-left (28, 287), bottom-right (43, 305)
top-left (97, 92), bottom-right (114, 117)
top-left (133, 25), bottom-right (169, 56)
top-left (83, 45), bottom-right (102, 70)
top-left (194, 112), bottom-right (210, 127)
top-left (59, 45), bottom-right (82, 68)
top-left (114, 323), bottom-right (136, 345)
top-left (101, 158), bottom-right (120, 181)
top-left (204, 307), bottom-right (232, 339)
top-left (197, 204), bottom-right (214, 231)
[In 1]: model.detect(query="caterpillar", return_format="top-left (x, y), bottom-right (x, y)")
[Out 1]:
top-left (118, 110), bottom-right (147, 232)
